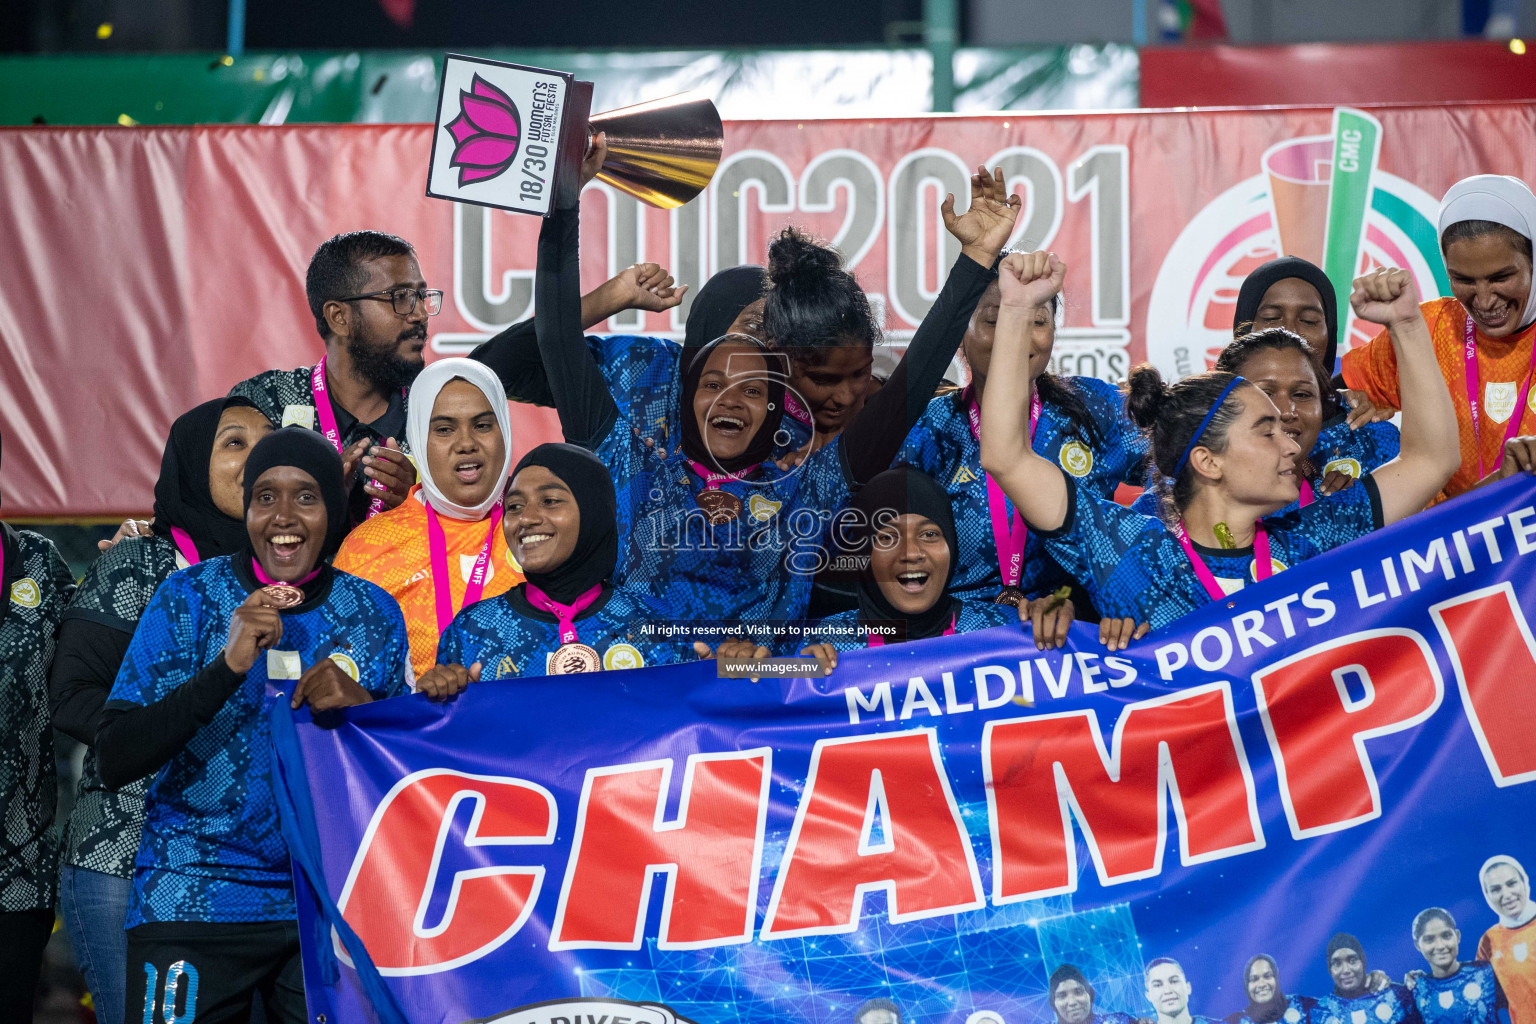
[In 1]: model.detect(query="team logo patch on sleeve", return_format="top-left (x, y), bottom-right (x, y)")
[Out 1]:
top-left (329, 653), bottom-right (361, 680)
top-left (1323, 457), bottom-right (1363, 479)
top-left (1058, 440), bottom-right (1094, 477)
top-left (602, 643), bottom-right (645, 670)
top-left (282, 404), bottom-right (317, 429)
top-left (9, 577), bottom-right (40, 608)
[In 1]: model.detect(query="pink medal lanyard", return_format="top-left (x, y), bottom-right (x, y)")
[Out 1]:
top-left (525, 583), bottom-right (603, 644)
top-left (425, 503), bottom-right (504, 634)
top-left (867, 613), bottom-right (955, 648)
top-left (1298, 479), bottom-right (1314, 508)
top-left (312, 357), bottom-right (391, 520)
top-left (169, 527), bottom-right (202, 566)
top-left (686, 459), bottom-right (755, 491)
top-left (965, 387), bottom-right (1042, 592)
top-left (251, 558), bottom-right (321, 588)
top-left (1463, 315), bottom-right (1536, 479)
top-left (1174, 520), bottom-right (1272, 602)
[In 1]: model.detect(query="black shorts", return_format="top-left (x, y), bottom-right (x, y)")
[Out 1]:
top-left (124, 920), bottom-right (305, 1024)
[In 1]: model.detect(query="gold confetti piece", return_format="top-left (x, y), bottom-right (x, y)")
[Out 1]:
top-left (96, 22), bottom-right (113, 38)
top-left (1213, 521), bottom-right (1236, 549)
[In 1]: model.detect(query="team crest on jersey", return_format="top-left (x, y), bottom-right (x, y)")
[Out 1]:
top-left (9, 577), bottom-right (39, 608)
top-left (329, 653), bottom-right (360, 680)
top-left (1285, 1010), bottom-right (1302, 1024)
top-left (1351, 1011), bottom-right (1367, 1024)
top-left (951, 464), bottom-right (979, 485)
top-left (1463, 983), bottom-right (1482, 1001)
top-left (1323, 457), bottom-right (1363, 479)
top-left (1058, 441), bottom-right (1093, 477)
top-left (282, 404), bottom-right (317, 429)
top-left (1485, 381), bottom-right (1518, 424)
top-left (1374, 1003), bottom-right (1392, 1021)
top-left (603, 643), bottom-right (645, 670)
top-left (1438, 992), bottom-right (1454, 1010)
top-left (495, 655), bottom-right (517, 679)
top-left (1252, 557), bottom-right (1288, 581)
top-left (1515, 942), bottom-right (1529, 961)
top-left (749, 494), bottom-right (782, 522)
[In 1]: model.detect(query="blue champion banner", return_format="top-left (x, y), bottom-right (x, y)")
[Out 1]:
top-left (271, 477), bottom-right (1536, 1024)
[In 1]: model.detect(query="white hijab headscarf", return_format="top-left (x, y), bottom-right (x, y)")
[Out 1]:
top-left (1479, 854), bottom-right (1535, 930)
top-left (405, 358), bottom-right (513, 521)
top-left (1438, 174), bottom-right (1536, 332)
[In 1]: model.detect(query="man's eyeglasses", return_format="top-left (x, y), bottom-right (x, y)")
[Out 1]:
top-left (337, 287), bottom-right (444, 317)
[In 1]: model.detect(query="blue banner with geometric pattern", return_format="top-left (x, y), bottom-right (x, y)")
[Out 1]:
top-left (271, 477), bottom-right (1536, 1024)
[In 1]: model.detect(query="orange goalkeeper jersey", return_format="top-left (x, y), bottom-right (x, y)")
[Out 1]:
top-left (333, 488), bottom-right (522, 677)
top-left (1342, 296), bottom-right (1536, 503)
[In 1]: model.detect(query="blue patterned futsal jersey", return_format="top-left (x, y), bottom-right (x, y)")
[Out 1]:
top-left (0, 527), bottom-right (75, 912)
top-left (597, 426), bottom-right (853, 629)
top-left (1315, 986), bottom-right (1423, 1024)
top-left (1094, 1014), bottom-right (1138, 1024)
top-left (1413, 963), bottom-right (1504, 1024)
top-left (899, 378), bottom-right (1145, 603)
top-left (1227, 995), bottom-right (1320, 1024)
top-left (437, 586), bottom-right (697, 677)
top-left (107, 557), bottom-right (410, 926)
top-left (1310, 415), bottom-right (1401, 480)
top-left (801, 600), bottom-right (1018, 651)
top-left (1039, 470), bottom-right (1383, 629)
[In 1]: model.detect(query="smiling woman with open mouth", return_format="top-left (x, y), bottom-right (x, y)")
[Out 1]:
top-left (94, 426), bottom-right (412, 1024)
top-left (1344, 175), bottom-right (1536, 503)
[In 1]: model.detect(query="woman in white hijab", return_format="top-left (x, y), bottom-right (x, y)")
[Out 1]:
top-left (334, 358), bottom-right (520, 681)
top-left (1477, 855), bottom-right (1535, 1024)
top-left (1341, 174), bottom-right (1536, 502)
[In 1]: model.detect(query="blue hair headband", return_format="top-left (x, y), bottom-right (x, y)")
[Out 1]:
top-left (1173, 375), bottom-right (1247, 479)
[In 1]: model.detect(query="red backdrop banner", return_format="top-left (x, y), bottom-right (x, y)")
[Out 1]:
top-left (3, 102), bottom-right (1535, 516)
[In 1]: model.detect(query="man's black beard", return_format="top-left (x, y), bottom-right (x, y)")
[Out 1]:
top-left (348, 332), bottom-right (424, 392)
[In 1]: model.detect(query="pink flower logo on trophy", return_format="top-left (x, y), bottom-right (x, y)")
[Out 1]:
top-left (444, 75), bottom-right (523, 186)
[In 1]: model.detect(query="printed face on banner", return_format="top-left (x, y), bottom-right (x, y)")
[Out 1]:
top-left (426, 55), bottom-right (569, 216)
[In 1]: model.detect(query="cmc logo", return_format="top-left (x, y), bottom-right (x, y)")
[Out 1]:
top-left (334, 769), bottom-right (556, 976)
top-left (1146, 107), bottom-right (1446, 381)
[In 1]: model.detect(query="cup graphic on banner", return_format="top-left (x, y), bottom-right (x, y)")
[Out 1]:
top-left (1260, 108), bottom-right (1383, 357)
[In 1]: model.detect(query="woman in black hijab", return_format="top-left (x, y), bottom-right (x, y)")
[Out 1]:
top-left (48, 396), bottom-right (270, 1024)
top-left (797, 466), bottom-right (1024, 661)
top-left (426, 442), bottom-right (697, 686)
top-left (95, 426), bottom-right (409, 1024)
top-left (1232, 257), bottom-right (1401, 491)
top-left (527, 163), bottom-right (1020, 628)
top-left (1224, 954), bottom-right (1316, 1024)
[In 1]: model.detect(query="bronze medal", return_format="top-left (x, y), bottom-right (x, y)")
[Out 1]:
top-left (695, 488), bottom-right (742, 524)
top-left (261, 584), bottom-right (306, 610)
top-left (549, 642), bottom-right (601, 675)
top-left (994, 586), bottom-right (1025, 608)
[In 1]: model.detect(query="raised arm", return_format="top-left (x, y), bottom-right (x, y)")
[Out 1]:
top-left (839, 165), bottom-right (1021, 482)
top-left (978, 251), bottom-right (1072, 530)
top-left (530, 203), bottom-right (622, 448)
top-left (1348, 269), bottom-right (1459, 523)
top-left (470, 261), bottom-right (686, 406)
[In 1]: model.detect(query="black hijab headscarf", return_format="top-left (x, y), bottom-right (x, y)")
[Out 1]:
top-left (682, 265), bottom-right (767, 353)
top-left (847, 466), bottom-right (960, 641)
top-left (679, 333), bottom-right (786, 474)
top-left (1233, 256), bottom-right (1340, 374)
top-left (151, 396), bottom-right (260, 561)
top-left (511, 443), bottom-right (617, 604)
top-left (241, 426), bottom-right (349, 561)
top-left (1241, 954), bottom-right (1288, 1024)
